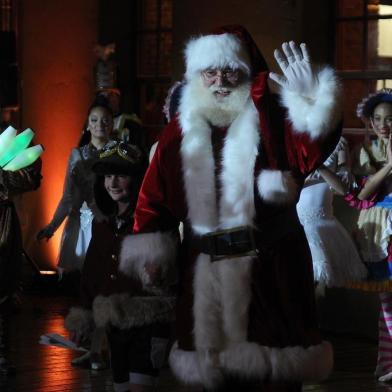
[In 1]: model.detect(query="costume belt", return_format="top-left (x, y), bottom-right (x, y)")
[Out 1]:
top-left (185, 208), bottom-right (300, 262)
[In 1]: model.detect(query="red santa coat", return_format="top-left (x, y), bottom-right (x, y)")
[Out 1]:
top-left (120, 69), bottom-right (341, 388)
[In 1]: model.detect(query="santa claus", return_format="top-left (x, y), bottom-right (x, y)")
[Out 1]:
top-left (120, 25), bottom-right (341, 391)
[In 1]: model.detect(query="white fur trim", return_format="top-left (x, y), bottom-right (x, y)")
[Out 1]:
top-left (149, 141), bottom-right (158, 163)
top-left (179, 81), bottom-right (261, 354)
top-left (219, 101), bottom-right (260, 228)
top-left (185, 33), bottom-right (251, 80)
top-left (257, 170), bottom-right (299, 204)
top-left (179, 82), bottom-right (260, 233)
top-left (169, 342), bottom-right (224, 388)
top-left (93, 294), bottom-right (175, 329)
top-left (64, 307), bottom-right (94, 337)
top-left (193, 254), bottom-right (254, 353)
top-left (119, 231), bottom-right (177, 285)
top-left (280, 66), bottom-right (342, 139)
top-left (193, 254), bottom-right (224, 351)
top-left (179, 82), bottom-right (219, 235)
top-left (217, 257), bottom-right (253, 344)
top-left (269, 340), bottom-right (333, 381)
top-left (169, 340), bottom-right (333, 387)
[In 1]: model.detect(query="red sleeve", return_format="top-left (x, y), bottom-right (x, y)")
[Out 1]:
top-left (133, 121), bottom-right (186, 234)
top-left (285, 121), bottom-right (342, 177)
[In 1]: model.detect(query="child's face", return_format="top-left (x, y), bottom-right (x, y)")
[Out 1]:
top-left (371, 102), bottom-right (392, 139)
top-left (104, 174), bottom-right (132, 203)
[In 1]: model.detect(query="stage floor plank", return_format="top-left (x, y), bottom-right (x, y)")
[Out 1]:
top-left (1, 294), bottom-right (391, 391)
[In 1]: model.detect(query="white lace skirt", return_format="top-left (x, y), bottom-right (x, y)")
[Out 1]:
top-left (298, 207), bottom-right (367, 287)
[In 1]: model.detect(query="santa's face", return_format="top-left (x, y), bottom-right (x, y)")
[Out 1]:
top-left (201, 67), bottom-right (245, 101)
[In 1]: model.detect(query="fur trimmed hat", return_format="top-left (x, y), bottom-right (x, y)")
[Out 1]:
top-left (184, 25), bottom-right (268, 81)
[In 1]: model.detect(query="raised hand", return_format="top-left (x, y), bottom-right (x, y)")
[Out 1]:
top-left (269, 41), bottom-right (318, 98)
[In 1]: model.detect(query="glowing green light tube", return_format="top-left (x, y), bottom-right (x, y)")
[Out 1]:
top-left (0, 126), bottom-right (17, 159)
top-left (3, 144), bottom-right (44, 171)
top-left (0, 128), bottom-right (34, 167)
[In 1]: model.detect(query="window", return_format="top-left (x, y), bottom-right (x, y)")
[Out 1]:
top-left (335, 0), bottom-right (392, 128)
top-left (136, 0), bottom-right (172, 145)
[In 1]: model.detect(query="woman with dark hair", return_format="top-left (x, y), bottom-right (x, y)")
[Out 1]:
top-left (37, 103), bottom-right (113, 273)
top-left (346, 88), bottom-right (392, 382)
top-left (65, 141), bottom-right (175, 391)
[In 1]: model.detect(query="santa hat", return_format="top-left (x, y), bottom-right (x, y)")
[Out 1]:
top-left (184, 25), bottom-right (268, 81)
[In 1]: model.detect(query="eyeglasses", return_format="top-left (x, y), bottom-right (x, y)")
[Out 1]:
top-left (201, 68), bottom-right (241, 82)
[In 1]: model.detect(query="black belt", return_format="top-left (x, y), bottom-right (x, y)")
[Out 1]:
top-left (192, 226), bottom-right (258, 261)
top-left (186, 209), bottom-right (300, 262)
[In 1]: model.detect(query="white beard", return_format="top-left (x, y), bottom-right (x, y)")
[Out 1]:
top-left (187, 77), bottom-right (251, 128)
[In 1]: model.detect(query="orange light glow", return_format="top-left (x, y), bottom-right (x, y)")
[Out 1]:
top-left (19, 0), bottom-right (98, 269)
top-left (39, 270), bottom-right (57, 275)
top-left (36, 313), bottom-right (78, 390)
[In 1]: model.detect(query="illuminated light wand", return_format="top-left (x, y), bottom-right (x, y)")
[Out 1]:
top-left (0, 126), bottom-right (44, 171)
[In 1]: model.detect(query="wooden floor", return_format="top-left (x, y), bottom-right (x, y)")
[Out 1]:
top-left (1, 293), bottom-right (392, 392)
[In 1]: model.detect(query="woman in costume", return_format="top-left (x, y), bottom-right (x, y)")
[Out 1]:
top-left (346, 88), bottom-right (392, 382)
top-left (296, 137), bottom-right (367, 288)
top-left (37, 103), bottom-right (113, 273)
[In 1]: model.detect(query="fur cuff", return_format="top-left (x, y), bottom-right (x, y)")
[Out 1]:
top-left (169, 340), bottom-right (332, 387)
top-left (169, 342), bottom-right (224, 389)
top-left (269, 341), bottom-right (333, 381)
top-left (257, 170), bottom-right (298, 204)
top-left (64, 307), bottom-right (94, 337)
top-left (93, 294), bottom-right (176, 329)
top-left (119, 231), bottom-right (177, 285)
top-left (280, 66), bottom-right (342, 139)
top-left (220, 341), bottom-right (333, 382)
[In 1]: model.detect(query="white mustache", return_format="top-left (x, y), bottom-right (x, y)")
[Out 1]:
top-left (209, 86), bottom-right (232, 94)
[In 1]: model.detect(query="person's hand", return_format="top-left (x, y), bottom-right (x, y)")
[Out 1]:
top-left (269, 41), bottom-right (318, 98)
top-left (387, 134), bottom-right (392, 166)
top-left (36, 225), bottom-right (55, 241)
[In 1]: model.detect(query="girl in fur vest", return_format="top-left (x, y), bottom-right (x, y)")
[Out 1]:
top-left (65, 140), bottom-right (176, 392)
